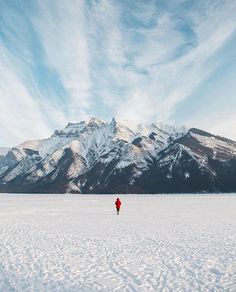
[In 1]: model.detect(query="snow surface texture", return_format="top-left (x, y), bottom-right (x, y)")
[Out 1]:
top-left (0, 195), bottom-right (235, 291)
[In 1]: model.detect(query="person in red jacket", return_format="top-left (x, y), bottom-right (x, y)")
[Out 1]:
top-left (115, 198), bottom-right (121, 215)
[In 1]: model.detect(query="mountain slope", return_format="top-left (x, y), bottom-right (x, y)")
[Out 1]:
top-left (0, 147), bottom-right (10, 161)
top-left (0, 118), bottom-right (235, 193)
top-left (130, 128), bottom-right (236, 193)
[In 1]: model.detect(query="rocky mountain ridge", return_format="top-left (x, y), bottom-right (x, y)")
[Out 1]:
top-left (0, 118), bottom-right (235, 193)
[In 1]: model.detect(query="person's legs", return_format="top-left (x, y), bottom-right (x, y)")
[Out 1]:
top-left (116, 207), bottom-right (120, 215)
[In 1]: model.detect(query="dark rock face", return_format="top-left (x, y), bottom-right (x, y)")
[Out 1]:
top-left (149, 132), bottom-right (157, 141)
top-left (0, 124), bottom-right (236, 194)
top-left (0, 148), bottom-right (74, 193)
top-left (132, 137), bottom-right (143, 148)
top-left (134, 147), bottom-right (234, 194)
top-left (74, 146), bottom-right (236, 194)
top-left (24, 148), bottom-right (39, 156)
top-left (72, 128), bottom-right (236, 194)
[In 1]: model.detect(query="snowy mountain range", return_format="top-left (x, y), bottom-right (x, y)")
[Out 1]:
top-left (1, 117), bottom-right (236, 193)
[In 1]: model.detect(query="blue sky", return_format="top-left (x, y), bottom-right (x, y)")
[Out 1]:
top-left (0, 0), bottom-right (236, 146)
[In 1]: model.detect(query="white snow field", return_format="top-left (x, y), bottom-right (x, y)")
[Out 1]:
top-left (0, 195), bottom-right (236, 292)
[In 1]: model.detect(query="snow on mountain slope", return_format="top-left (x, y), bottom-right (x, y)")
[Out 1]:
top-left (1, 118), bottom-right (236, 193)
top-left (189, 129), bottom-right (236, 159)
top-left (0, 117), bottom-right (185, 192)
top-left (129, 128), bottom-right (236, 194)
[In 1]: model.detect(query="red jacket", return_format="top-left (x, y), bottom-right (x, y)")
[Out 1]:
top-left (115, 199), bottom-right (121, 208)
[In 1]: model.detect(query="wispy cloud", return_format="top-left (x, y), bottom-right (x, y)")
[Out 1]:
top-left (187, 109), bottom-right (236, 141)
top-left (0, 46), bottom-right (50, 146)
top-left (111, 0), bottom-right (236, 122)
top-left (0, 0), bottom-right (236, 146)
top-left (33, 0), bottom-right (92, 119)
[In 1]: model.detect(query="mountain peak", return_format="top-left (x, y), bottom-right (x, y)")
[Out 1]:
top-left (65, 121), bottom-right (86, 128)
top-left (88, 117), bottom-right (105, 124)
top-left (87, 117), bottom-right (106, 128)
top-left (1, 117), bottom-right (236, 194)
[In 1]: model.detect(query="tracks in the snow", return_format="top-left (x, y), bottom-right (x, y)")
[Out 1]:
top-left (0, 195), bottom-right (236, 291)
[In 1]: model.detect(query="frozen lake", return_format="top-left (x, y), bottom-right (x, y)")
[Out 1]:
top-left (0, 194), bottom-right (236, 291)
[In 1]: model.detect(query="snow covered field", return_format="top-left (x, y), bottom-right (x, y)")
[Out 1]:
top-left (0, 195), bottom-right (236, 291)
